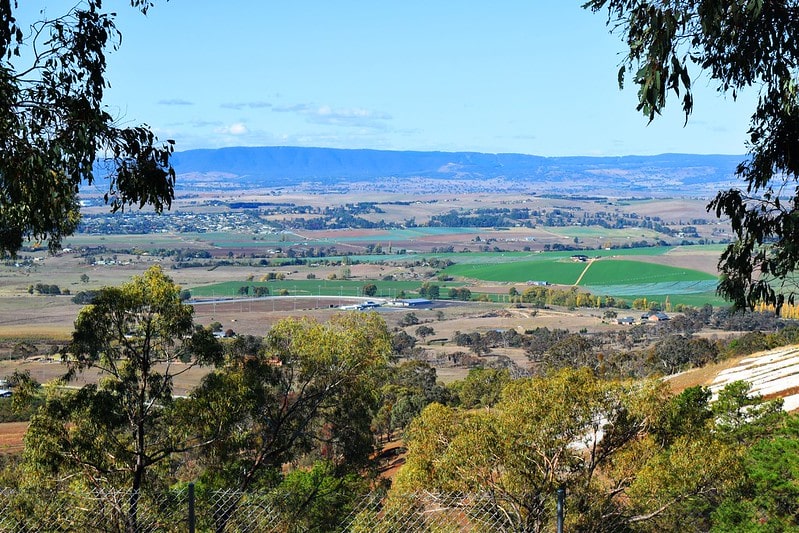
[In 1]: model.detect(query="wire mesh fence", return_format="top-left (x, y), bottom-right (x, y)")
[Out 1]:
top-left (0, 485), bottom-right (567, 532)
top-left (0, 485), bottom-right (190, 532)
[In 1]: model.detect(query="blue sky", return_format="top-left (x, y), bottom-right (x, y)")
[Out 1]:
top-left (22, 1), bottom-right (757, 156)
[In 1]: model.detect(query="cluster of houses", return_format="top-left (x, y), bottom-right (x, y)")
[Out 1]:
top-left (615, 312), bottom-right (670, 325)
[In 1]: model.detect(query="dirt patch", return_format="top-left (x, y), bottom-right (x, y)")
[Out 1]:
top-left (664, 356), bottom-right (747, 393)
top-left (376, 439), bottom-right (407, 480)
top-left (0, 422), bottom-right (27, 454)
top-left (629, 247), bottom-right (721, 276)
top-left (763, 385), bottom-right (799, 403)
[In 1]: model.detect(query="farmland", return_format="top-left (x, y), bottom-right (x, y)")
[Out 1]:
top-left (0, 185), bottom-right (731, 341)
top-left (8, 167), bottom-right (799, 531)
top-left (0, 185), bottom-right (736, 389)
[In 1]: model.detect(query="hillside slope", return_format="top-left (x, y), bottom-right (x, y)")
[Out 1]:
top-left (709, 345), bottom-right (799, 411)
top-left (670, 345), bottom-right (799, 412)
top-left (170, 146), bottom-right (743, 196)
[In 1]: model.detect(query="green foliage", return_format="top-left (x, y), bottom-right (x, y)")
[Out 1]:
top-left (269, 461), bottom-right (371, 532)
top-left (652, 385), bottom-right (713, 447)
top-left (71, 290), bottom-right (98, 304)
top-left (182, 313), bottom-right (391, 495)
top-left (712, 380), bottom-right (785, 444)
top-left (414, 325), bottom-right (434, 342)
top-left (32, 283), bottom-right (61, 295)
top-left (712, 414), bottom-right (799, 530)
top-left (545, 333), bottom-right (595, 371)
top-left (419, 282), bottom-right (440, 299)
top-left (396, 369), bottom-right (793, 530)
top-left (24, 266), bottom-right (222, 529)
top-left (585, 0), bottom-right (799, 311)
top-left (399, 312), bottom-right (420, 327)
top-left (397, 369), bottom-right (666, 529)
top-left (361, 283), bottom-right (377, 297)
top-left (391, 330), bottom-right (417, 355)
top-left (0, 1), bottom-right (175, 255)
top-left (0, 394), bottom-right (42, 423)
top-left (723, 330), bottom-right (770, 358)
top-left (447, 287), bottom-right (471, 300)
top-left (651, 334), bottom-right (720, 375)
top-left (373, 361), bottom-right (451, 439)
top-left (451, 367), bottom-right (510, 409)
top-left (0, 369), bottom-right (42, 421)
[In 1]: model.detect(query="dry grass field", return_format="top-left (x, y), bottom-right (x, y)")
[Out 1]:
top-left (0, 422), bottom-right (27, 454)
top-left (0, 359), bottom-right (213, 397)
top-left (0, 190), bottom-right (737, 452)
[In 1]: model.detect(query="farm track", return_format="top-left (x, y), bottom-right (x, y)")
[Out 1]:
top-left (573, 258), bottom-right (596, 286)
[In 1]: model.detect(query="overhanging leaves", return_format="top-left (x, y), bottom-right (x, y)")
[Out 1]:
top-left (585, 0), bottom-right (799, 311)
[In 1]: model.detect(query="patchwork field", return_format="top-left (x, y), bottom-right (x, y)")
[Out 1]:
top-left (442, 247), bottom-right (722, 306)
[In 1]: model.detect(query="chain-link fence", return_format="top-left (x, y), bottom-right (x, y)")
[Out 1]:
top-left (0, 486), bottom-right (567, 532)
top-left (0, 485), bottom-right (190, 532)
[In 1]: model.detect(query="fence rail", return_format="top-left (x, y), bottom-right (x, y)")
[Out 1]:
top-left (0, 486), bottom-right (567, 532)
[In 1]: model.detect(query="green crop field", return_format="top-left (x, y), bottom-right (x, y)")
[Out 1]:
top-left (445, 258), bottom-right (588, 285)
top-left (582, 280), bottom-right (719, 296)
top-left (352, 246), bottom-right (674, 267)
top-left (443, 252), bottom-right (696, 285)
top-left (576, 260), bottom-right (716, 286)
top-left (442, 250), bottom-right (724, 307)
top-left (189, 279), bottom-right (462, 299)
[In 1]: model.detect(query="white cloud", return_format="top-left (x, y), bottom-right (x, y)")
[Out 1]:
top-left (216, 123), bottom-right (249, 135)
top-left (220, 101), bottom-right (273, 110)
top-left (273, 103), bottom-right (314, 113)
top-left (272, 102), bottom-right (391, 129)
top-left (309, 105), bottom-right (390, 123)
top-left (158, 98), bottom-right (194, 106)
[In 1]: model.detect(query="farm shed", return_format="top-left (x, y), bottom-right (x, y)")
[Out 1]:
top-left (391, 298), bottom-right (432, 307)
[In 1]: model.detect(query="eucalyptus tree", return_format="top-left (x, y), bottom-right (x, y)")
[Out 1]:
top-left (394, 368), bottom-right (784, 531)
top-left (181, 312), bottom-right (392, 531)
top-left (585, 0), bottom-right (799, 311)
top-left (0, 0), bottom-right (175, 255)
top-left (25, 266), bottom-right (222, 531)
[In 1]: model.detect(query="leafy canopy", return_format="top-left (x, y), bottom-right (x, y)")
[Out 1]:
top-left (395, 369), bottom-right (788, 530)
top-left (0, 0), bottom-right (174, 255)
top-left (183, 312), bottom-right (392, 492)
top-left (584, 0), bottom-right (799, 312)
top-left (24, 265), bottom-right (221, 530)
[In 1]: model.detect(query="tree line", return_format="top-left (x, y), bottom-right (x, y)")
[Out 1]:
top-left (5, 266), bottom-right (799, 530)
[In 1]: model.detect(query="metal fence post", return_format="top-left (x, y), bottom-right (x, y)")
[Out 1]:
top-left (557, 486), bottom-right (565, 533)
top-left (188, 483), bottom-right (195, 533)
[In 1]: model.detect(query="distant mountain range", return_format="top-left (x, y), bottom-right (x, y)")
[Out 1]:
top-left (170, 146), bottom-right (745, 196)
